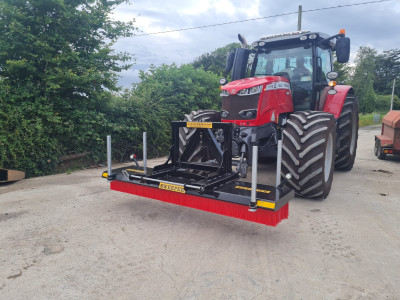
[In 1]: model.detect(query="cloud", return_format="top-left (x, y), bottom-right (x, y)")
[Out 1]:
top-left (178, 0), bottom-right (211, 15)
top-left (111, 0), bottom-right (400, 88)
top-left (213, 0), bottom-right (236, 16)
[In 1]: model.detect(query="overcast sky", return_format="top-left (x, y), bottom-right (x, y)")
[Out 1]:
top-left (111, 0), bottom-right (400, 87)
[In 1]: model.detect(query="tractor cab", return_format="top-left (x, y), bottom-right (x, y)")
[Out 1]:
top-left (223, 30), bottom-right (350, 113)
top-left (251, 40), bottom-right (315, 111)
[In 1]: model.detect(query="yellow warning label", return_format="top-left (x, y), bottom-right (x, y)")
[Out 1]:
top-left (234, 186), bottom-right (271, 194)
top-left (159, 182), bottom-right (186, 194)
top-left (102, 172), bottom-right (108, 178)
top-left (126, 168), bottom-right (146, 173)
top-left (257, 200), bottom-right (275, 210)
top-left (186, 122), bottom-right (213, 128)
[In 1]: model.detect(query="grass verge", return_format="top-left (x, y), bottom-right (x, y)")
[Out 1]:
top-left (359, 113), bottom-right (385, 127)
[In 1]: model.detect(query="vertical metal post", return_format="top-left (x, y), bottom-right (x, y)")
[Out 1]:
top-left (107, 135), bottom-right (112, 177)
top-left (275, 139), bottom-right (283, 200)
top-left (390, 79), bottom-right (395, 111)
top-left (250, 146), bottom-right (258, 209)
top-left (143, 132), bottom-right (147, 171)
top-left (297, 5), bottom-right (302, 31)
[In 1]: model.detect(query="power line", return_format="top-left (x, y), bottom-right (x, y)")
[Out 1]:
top-left (134, 11), bottom-right (298, 37)
top-left (303, 0), bottom-right (391, 13)
top-left (133, 0), bottom-right (392, 37)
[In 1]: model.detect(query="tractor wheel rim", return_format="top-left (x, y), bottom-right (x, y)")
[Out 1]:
top-left (324, 133), bottom-right (333, 182)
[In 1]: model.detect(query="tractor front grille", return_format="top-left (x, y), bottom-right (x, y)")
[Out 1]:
top-left (222, 94), bottom-right (260, 120)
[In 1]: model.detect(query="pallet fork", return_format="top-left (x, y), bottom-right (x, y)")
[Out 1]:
top-left (103, 121), bottom-right (294, 226)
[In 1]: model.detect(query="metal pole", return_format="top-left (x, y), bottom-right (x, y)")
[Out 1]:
top-left (250, 146), bottom-right (258, 209)
top-left (107, 135), bottom-right (112, 177)
top-left (390, 79), bottom-right (395, 111)
top-left (297, 5), bottom-right (302, 31)
top-left (143, 132), bottom-right (147, 171)
top-left (275, 139), bottom-right (283, 200)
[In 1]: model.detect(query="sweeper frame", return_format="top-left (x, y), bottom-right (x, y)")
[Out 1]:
top-left (103, 121), bottom-right (294, 226)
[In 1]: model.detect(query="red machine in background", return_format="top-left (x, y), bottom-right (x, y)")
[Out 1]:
top-left (375, 110), bottom-right (400, 159)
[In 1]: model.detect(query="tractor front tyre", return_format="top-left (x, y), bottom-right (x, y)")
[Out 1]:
top-left (281, 111), bottom-right (336, 199)
top-left (374, 139), bottom-right (386, 160)
top-left (179, 110), bottom-right (221, 161)
top-left (335, 95), bottom-right (359, 171)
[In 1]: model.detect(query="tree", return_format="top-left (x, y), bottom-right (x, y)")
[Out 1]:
top-left (374, 49), bottom-right (400, 96)
top-left (0, 0), bottom-right (136, 176)
top-left (333, 53), bottom-right (352, 84)
top-left (191, 43), bottom-right (241, 76)
top-left (133, 64), bottom-right (221, 119)
top-left (351, 47), bottom-right (377, 113)
top-left (107, 63), bottom-right (222, 162)
top-left (375, 94), bottom-right (400, 112)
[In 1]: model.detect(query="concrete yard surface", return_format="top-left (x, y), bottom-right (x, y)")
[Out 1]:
top-left (1, 126), bottom-right (399, 299)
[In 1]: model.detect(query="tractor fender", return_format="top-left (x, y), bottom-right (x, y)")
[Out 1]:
top-left (322, 85), bottom-right (354, 119)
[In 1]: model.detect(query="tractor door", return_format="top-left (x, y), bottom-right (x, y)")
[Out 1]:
top-left (289, 53), bottom-right (313, 111)
top-left (313, 46), bottom-right (333, 109)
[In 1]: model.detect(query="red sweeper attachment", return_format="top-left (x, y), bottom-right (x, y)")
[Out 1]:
top-left (103, 121), bottom-right (293, 226)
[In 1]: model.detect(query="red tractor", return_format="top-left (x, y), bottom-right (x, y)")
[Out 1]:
top-left (104, 29), bottom-right (359, 226)
top-left (180, 29), bottom-right (359, 199)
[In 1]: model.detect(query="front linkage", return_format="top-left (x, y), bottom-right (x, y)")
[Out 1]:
top-left (103, 121), bottom-right (293, 226)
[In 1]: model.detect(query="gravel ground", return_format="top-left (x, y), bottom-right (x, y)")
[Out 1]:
top-left (1, 126), bottom-right (399, 299)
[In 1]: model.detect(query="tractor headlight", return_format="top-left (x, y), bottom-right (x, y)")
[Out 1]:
top-left (326, 71), bottom-right (338, 80)
top-left (239, 109), bottom-right (257, 119)
top-left (221, 110), bottom-right (229, 118)
top-left (249, 85), bottom-right (263, 94)
top-left (220, 89), bottom-right (230, 97)
top-left (238, 88), bottom-right (249, 96)
top-left (238, 85), bottom-right (263, 96)
top-left (252, 41), bottom-right (266, 48)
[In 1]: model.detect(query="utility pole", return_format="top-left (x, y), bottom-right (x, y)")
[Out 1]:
top-left (390, 79), bottom-right (395, 111)
top-left (297, 5), bottom-right (302, 31)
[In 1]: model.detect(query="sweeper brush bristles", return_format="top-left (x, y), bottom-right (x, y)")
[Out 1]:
top-left (111, 180), bottom-right (289, 227)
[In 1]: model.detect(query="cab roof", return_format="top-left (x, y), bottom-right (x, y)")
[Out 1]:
top-left (253, 31), bottom-right (335, 49)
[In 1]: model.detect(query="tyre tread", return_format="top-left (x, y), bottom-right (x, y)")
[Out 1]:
top-left (282, 111), bottom-right (336, 199)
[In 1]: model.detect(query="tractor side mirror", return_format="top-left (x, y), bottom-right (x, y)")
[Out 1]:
top-left (336, 37), bottom-right (350, 63)
top-left (231, 48), bottom-right (250, 81)
top-left (225, 50), bottom-right (236, 74)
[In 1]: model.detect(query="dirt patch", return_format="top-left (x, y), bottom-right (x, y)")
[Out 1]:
top-left (373, 169), bottom-right (394, 174)
top-left (0, 211), bottom-right (27, 222)
top-left (7, 271), bottom-right (22, 280)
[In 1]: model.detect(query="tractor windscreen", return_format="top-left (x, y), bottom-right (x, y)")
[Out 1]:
top-left (251, 45), bottom-right (313, 110)
top-left (252, 45), bottom-right (312, 78)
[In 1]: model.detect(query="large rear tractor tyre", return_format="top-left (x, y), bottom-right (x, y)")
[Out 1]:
top-left (335, 95), bottom-right (359, 171)
top-left (179, 110), bottom-right (221, 162)
top-left (281, 111), bottom-right (336, 199)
